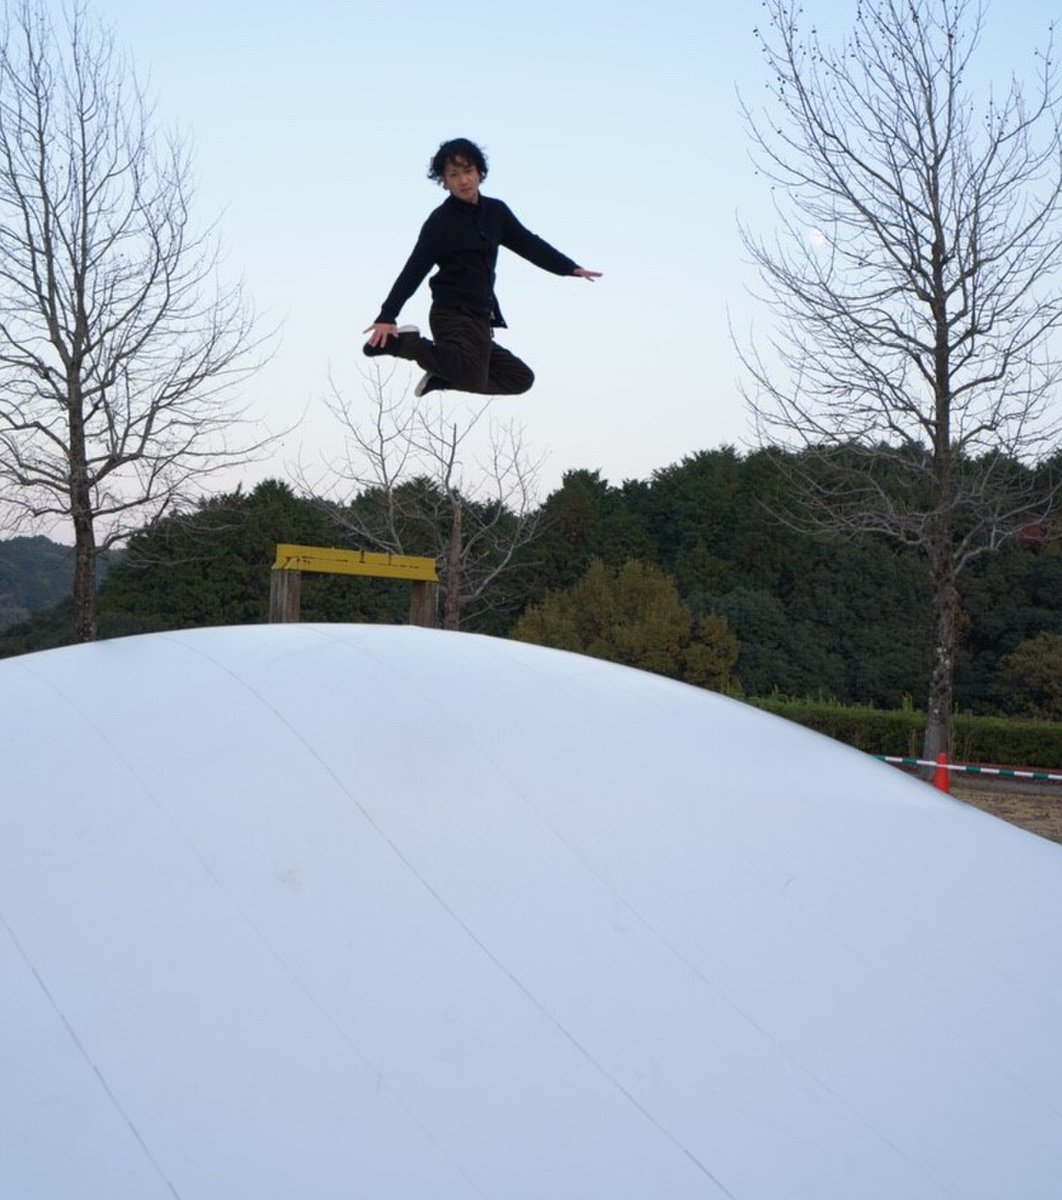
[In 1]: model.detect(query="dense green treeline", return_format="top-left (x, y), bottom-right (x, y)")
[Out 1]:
top-left (3, 447), bottom-right (1061, 718)
top-left (100, 481), bottom-right (412, 633)
top-left (519, 453), bottom-right (941, 707)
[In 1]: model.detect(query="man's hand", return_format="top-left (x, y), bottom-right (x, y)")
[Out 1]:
top-left (573, 268), bottom-right (602, 281)
top-left (363, 322), bottom-right (399, 348)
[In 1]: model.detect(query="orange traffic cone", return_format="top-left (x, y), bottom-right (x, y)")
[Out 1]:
top-left (933, 753), bottom-right (951, 794)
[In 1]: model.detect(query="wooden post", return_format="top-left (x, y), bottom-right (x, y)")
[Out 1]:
top-left (268, 567), bottom-right (301, 623)
top-left (409, 580), bottom-right (438, 628)
top-left (269, 544), bottom-right (439, 626)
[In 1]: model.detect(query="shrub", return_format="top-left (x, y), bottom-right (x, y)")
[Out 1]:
top-left (748, 695), bottom-right (1062, 769)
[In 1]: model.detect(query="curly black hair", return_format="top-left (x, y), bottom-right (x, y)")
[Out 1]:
top-left (427, 138), bottom-right (488, 183)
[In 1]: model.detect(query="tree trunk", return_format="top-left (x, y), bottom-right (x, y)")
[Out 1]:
top-left (923, 243), bottom-right (955, 763)
top-left (442, 500), bottom-right (463, 631)
top-left (69, 409), bottom-right (98, 641)
top-left (71, 501), bottom-right (98, 642)
top-left (923, 539), bottom-right (959, 763)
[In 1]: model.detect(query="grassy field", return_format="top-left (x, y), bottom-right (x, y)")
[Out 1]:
top-left (951, 781), bottom-right (1062, 844)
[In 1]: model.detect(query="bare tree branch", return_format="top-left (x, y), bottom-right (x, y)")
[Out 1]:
top-left (306, 365), bottom-right (544, 629)
top-left (0, 0), bottom-right (275, 639)
top-left (737, 0), bottom-right (1062, 757)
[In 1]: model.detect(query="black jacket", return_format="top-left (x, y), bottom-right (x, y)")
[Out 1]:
top-left (375, 194), bottom-right (579, 328)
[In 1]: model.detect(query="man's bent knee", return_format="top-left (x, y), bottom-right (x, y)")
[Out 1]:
top-left (495, 363), bottom-right (534, 395)
top-left (513, 366), bottom-right (534, 394)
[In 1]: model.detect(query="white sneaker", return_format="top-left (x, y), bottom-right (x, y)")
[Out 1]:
top-left (414, 372), bottom-right (448, 397)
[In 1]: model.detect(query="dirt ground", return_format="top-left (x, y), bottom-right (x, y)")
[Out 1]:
top-left (949, 779), bottom-right (1062, 845)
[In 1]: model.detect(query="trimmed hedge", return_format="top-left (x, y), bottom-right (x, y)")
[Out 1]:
top-left (748, 696), bottom-right (1062, 770)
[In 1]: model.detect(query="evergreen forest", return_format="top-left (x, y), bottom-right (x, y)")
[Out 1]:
top-left (3, 445), bottom-right (1060, 724)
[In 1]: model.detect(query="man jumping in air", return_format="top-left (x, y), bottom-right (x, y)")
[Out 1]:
top-left (363, 137), bottom-right (601, 398)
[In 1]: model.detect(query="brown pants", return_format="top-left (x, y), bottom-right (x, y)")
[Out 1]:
top-left (401, 307), bottom-right (534, 395)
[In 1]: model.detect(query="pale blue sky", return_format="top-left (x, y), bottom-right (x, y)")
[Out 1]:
top-left (88, 0), bottom-right (1062, 497)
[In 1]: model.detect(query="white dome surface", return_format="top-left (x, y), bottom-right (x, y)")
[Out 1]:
top-left (2, 623), bottom-right (1061, 1199)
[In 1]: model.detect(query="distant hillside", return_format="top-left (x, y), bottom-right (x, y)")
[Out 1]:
top-left (0, 537), bottom-right (74, 632)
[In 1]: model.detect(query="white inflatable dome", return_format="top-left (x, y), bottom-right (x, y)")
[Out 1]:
top-left (3, 624), bottom-right (1061, 1199)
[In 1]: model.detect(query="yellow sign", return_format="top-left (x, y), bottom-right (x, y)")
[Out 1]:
top-left (272, 544), bottom-right (438, 583)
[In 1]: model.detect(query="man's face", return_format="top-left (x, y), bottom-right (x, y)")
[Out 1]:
top-left (442, 157), bottom-right (481, 203)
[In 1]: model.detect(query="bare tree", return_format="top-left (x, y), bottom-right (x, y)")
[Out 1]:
top-left (738, 0), bottom-right (1062, 759)
top-left (316, 362), bottom-right (542, 630)
top-left (0, 0), bottom-right (269, 641)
